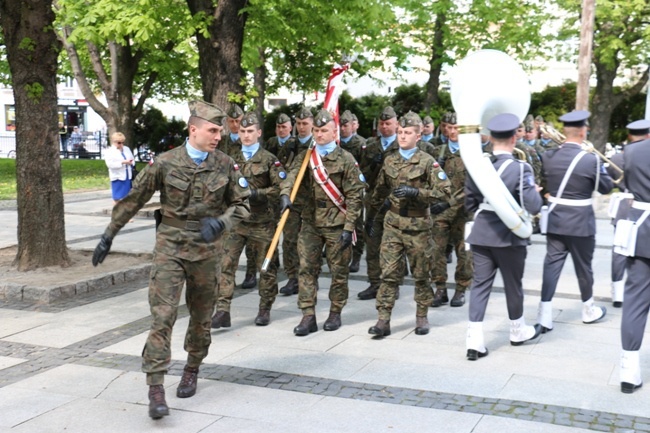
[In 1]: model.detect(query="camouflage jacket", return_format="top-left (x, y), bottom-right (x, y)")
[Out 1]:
top-left (219, 134), bottom-right (241, 158)
top-left (515, 141), bottom-right (543, 184)
top-left (436, 144), bottom-right (467, 219)
top-left (417, 140), bottom-right (437, 159)
top-left (105, 145), bottom-right (251, 261)
top-left (535, 139), bottom-right (560, 154)
top-left (370, 150), bottom-right (452, 231)
top-left (339, 134), bottom-right (365, 162)
top-left (281, 146), bottom-right (365, 231)
top-left (264, 135), bottom-right (290, 159)
top-left (359, 136), bottom-right (400, 191)
top-left (230, 146), bottom-right (286, 225)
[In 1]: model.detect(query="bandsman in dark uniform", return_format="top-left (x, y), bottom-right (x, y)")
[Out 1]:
top-left (279, 107), bottom-right (315, 296)
top-left (358, 106), bottom-right (402, 300)
top-left (430, 113), bottom-right (473, 307)
top-left (211, 113), bottom-right (285, 328)
top-left (339, 110), bottom-right (366, 273)
top-left (464, 113), bottom-right (543, 361)
top-left (367, 112), bottom-right (451, 337)
top-left (618, 119), bottom-right (650, 393)
top-left (537, 110), bottom-right (613, 332)
top-left (92, 100), bottom-right (250, 419)
top-left (279, 109), bottom-right (365, 335)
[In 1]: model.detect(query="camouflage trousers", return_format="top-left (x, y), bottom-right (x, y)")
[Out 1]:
top-left (143, 251), bottom-right (218, 386)
top-left (216, 222), bottom-right (279, 312)
top-left (298, 222), bottom-right (351, 315)
top-left (365, 209), bottom-right (405, 286)
top-left (352, 213), bottom-right (365, 260)
top-left (245, 243), bottom-right (257, 275)
top-left (431, 212), bottom-right (473, 291)
top-left (282, 208), bottom-right (303, 279)
top-left (377, 224), bottom-right (434, 320)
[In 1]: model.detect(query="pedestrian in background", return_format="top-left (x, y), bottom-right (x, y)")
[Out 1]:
top-left (105, 132), bottom-right (135, 205)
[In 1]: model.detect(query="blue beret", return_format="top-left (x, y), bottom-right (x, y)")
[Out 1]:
top-left (559, 110), bottom-right (590, 127)
top-left (487, 113), bottom-right (520, 139)
top-left (626, 119), bottom-right (650, 135)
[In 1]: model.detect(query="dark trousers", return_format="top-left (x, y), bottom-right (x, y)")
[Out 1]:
top-left (621, 257), bottom-right (650, 351)
top-left (468, 245), bottom-right (527, 322)
top-left (541, 234), bottom-right (595, 302)
top-left (612, 247), bottom-right (627, 282)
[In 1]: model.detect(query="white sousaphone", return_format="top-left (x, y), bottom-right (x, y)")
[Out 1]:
top-left (451, 49), bottom-right (533, 238)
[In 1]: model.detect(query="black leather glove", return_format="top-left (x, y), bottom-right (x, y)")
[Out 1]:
top-left (200, 217), bottom-right (225, 242)
top-left (393, 185), bottom-right (419, 198)
top-left (249, 188), bottom-right (259, 201)
top-left (154, 209), bottom-right (162, 230)
top-left (430, 202), bottom-right (450, 215)
top-left (364, 219), bottom-right (376, 238)
top-left (338, 230), bottom-right (353, 251)
top-left (92, 234), bottom-right (113, 266)
top-left (279, 194), bottom-right (292, 214)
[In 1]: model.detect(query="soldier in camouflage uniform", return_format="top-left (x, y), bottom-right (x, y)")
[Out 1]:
top-left (211, 113), bottom-right (286, 328)
top-left (367, 112), bottom-right (452, 337)
top-left (358, 106), bottom-right (403, 300)
top-left (537, 126), bottom-right (560, 153)
top-left (351, 112), bottom-right (364, 138)
top-left (91, 100), bottom-right (250, 420)
top-left (339, 110), bottom-right (366, 273)
top-left (264, 113), bottom-right (293, 157)
top-left (432, 112), bottom-right (451, 148)
top-left (430, 113), bottom-right (473, 307)
top-left (279, 109), bottom-right (365, 336)
top-left (421, 115), bottom-right (436, 143)
top-left (515, 123), bottom-right (543, 184)
top-left (279, 107), bottom-right (315, 296)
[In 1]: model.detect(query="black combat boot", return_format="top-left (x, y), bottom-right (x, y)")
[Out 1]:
top-left (293, 315), bottom-right (318, 336)
top-left (241, 273), bottom-right (257, 289)
top-left (176, 365), bottom-right (199, 398)
top-left (280, 278), bottom-right (299, 295)
top-left (358, 284), bottom-right (379, 300)
top-left (211, 310), bottom-right (231, 328)
top-left (368, 319), bottom-right (391, 337)
top-left (148, 385), bottom-right (169, 419)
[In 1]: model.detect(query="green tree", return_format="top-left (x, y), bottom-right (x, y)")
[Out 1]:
top-left (56, 0), bottom-right (199, 148)
top-left (0, 0), bottom-right (69, 270)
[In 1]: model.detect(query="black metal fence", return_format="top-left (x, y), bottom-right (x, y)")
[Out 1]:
top-left (0, 132), bottom-right (108, 159)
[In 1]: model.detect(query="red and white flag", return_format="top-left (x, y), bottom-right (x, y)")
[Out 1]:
top-left (323, 64), bottom-right (349, 141)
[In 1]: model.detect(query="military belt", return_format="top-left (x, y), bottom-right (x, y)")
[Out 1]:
top-left (161, 216), bottom-right (201, 231)
top-left (389, 205), bottom-right (430, 218)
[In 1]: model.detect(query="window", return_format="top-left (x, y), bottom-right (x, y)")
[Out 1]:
top-left (5, 105), bottom-right (15, 131)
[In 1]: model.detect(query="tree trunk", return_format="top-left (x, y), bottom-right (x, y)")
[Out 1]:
top-left (590, 61), bottom-right (618, 153)
top-left (0, 0), bottom-right (70, 270)
top-left (187, 0), bottom-right (248, 107)
top-left (576, 0), bottom-right (595, 111)
top-left (424, 10), bottom-right (446, 112)
top-left (253, 48), bottom-right (267, 140)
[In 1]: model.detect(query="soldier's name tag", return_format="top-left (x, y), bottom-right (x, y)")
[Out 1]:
top-left (239, 177), bottom-right (249, 188)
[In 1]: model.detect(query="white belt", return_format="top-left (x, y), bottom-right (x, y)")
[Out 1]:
top-left (632, 201), bottom-right (650, 211)
top-left (548, 196), bottom-right (593, 206)
top-left (478, 203), bottom-right (495, 211)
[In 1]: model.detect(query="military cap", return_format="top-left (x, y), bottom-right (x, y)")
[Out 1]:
top-left (626, 119), bottom-right (650, 135)
top-left (423, 115), bottom-right (434, 125)
top-left (295, 106), bottom-right (313, 119)
top-left (399, 111), bottom-right (422, 128)
top-left (525, 123), bottom-right (535, 133)
top-left (524, 114), bottom-right (534, 124)
top-left (227, 103), bottom-right (244, 119)
top-left (276, 113), bottom-right (291, 124)
top-left (351, 113), bottom-right (359, 122)
top-left (447, 112), bottom-right (457, 125)
top-left (240, 112), bottom-right (259, 128)
top-left (379, 106), bottom-right (397, 120)
top-left (188, 100), bottom-right (226, 126)
top-left (314, 109), bottom-right (334, 127)
top-left (559, 110), bottom-right (590, 127)
top-left (442, 112), bottom-right (453, 123)
top-left (339, 110), bottom-right (354, 125)
top-left (535, 115), bottom-right (544, 122)
top-left (487, 113), bottom-right (520, 139)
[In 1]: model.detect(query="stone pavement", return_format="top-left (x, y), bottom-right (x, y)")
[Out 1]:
top-left (1, 190), bottom-right (649, 433)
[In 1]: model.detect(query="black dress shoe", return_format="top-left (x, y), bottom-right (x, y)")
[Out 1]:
top-left (294, 315), bottom-right (318, 336)
top-left (450, 291), bottom-right (465, 307)
top-left (414, 316), bottom-right (429, 335)
top-left (368, 319), bottom-right (391, 337)
top-left (211, 310), bottom-right (231, 329)
top-left (254, 309), bottom-right (270, 326)
top-left (176, 365), bottom-right (199, 398)
top-left (323, 312), bottom-right (342, 331)
top-left (538, 324), bottom-right (552, 334)
top-left (280, 278), bottom-right (299, 295)
top-left (148, 385), bottom-right (169, 419)
top-left (466, 348), bottom-right (489, 361)
top-left (613, 301), bottom-right (623, 308)
top-left (621, 381), bottom-right (643, 394)
top-left (510, 324), bottom-right (542, 346)
top-left (358, 284), bottom-right (379, 300)
top-left (241, 273), bottom-right (257, 289)
top-left (431, 288), bottom-right (449, 307)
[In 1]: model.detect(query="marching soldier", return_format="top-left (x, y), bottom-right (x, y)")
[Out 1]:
top-left (367, 112), bottom-right (451, 337)
top-left (358, 106), bottom-right (402, 300)
top-left (92, 100), bottom-right (250, 419)
top-left (339, 110), bottom-right (366, 273)
top-left (279, 109), bottom-right (365, 335)
top-left (351, 112), bottom-right (364, 139)
top-left (464, 113), bottom-right (543, 361)
top-left (279, 107), bottom-right (315, 296)
top-left (264, 113), bottom-right (293, 158)
top-left (515, 123), bottom-right (543, 184)
top-left (430, 113), bottom-right (473, 307)
top-left (618, 120), bottom-right (650, 393)
top-left (211, 113), bottom-right (285, 328)
top-left (537, 110), bottom-right (613, 332)
top-left (433, 112), bottom-right (451, 147)
top-left (421, 116), bottom-right (436, 143)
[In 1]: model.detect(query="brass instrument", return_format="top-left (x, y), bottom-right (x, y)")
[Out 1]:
top-left (513, 147), bottom-right (528, 162)
top-left (539, 124), bottom-right (624, 184)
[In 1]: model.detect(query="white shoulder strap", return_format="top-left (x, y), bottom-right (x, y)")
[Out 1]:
top-left (549, 151), bottom-right (587, 213)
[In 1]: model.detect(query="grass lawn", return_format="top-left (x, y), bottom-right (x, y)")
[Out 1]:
top-left (0, 159), bottom-right (146, 200)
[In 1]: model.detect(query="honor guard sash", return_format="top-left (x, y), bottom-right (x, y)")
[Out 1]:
top-left (309, 150), bottom-right (357, 244)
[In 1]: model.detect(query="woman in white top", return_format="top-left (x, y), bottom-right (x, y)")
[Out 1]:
top-left (105, 132), bottom-right (135, 204)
